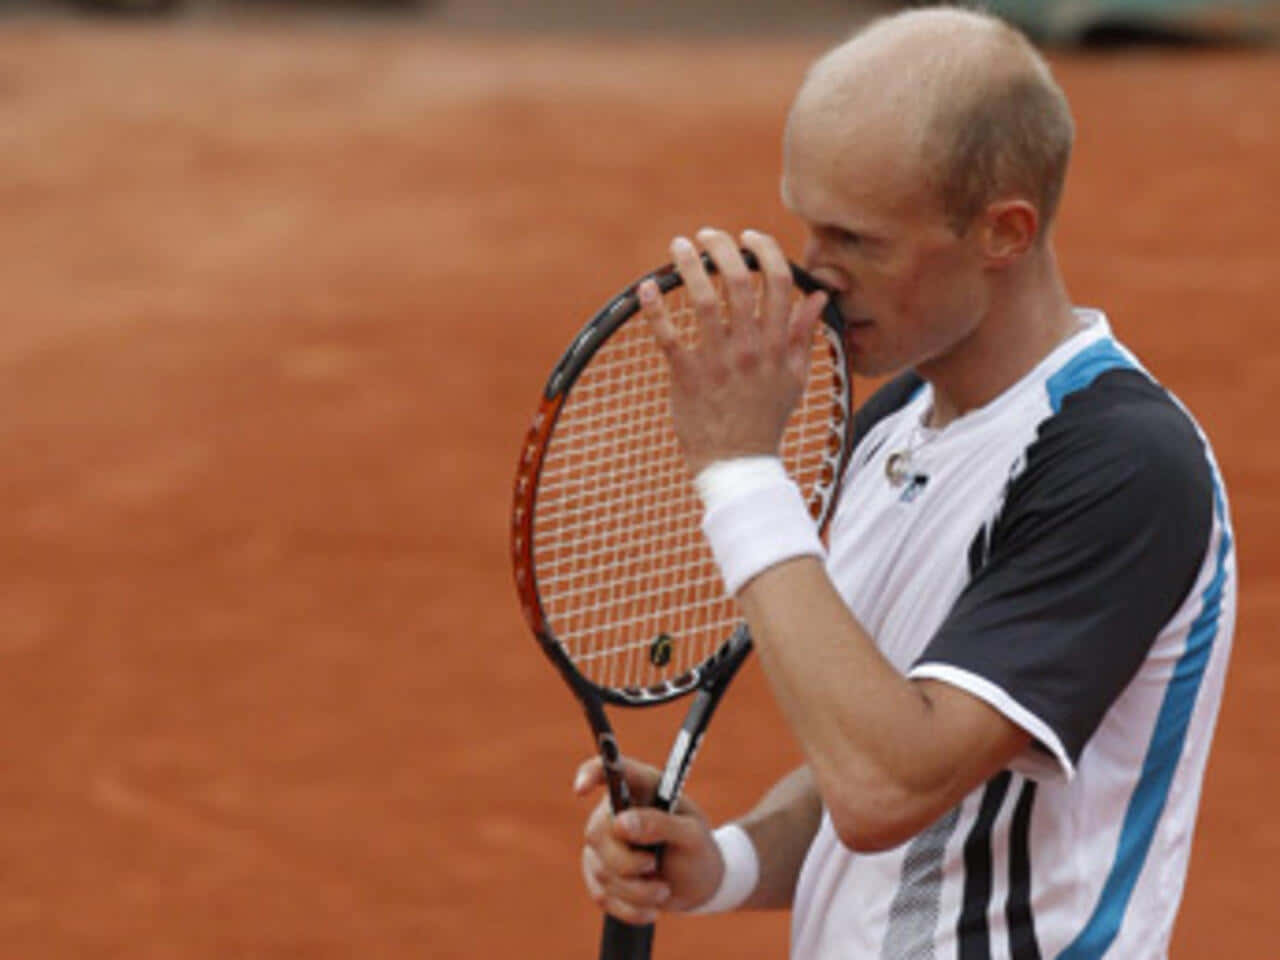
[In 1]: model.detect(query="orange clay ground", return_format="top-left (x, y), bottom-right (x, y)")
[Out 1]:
top-left (0, 23), bottom-right (1275, 959)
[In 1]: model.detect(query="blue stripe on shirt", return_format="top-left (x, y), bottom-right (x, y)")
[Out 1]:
top-left (1057, 486), bottom-right (1232, 959)
top-left (1045, 338), bottom-right (1135, 413)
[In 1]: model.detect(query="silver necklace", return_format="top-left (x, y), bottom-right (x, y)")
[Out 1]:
top-left (885, 420), bottom-right (937, 488)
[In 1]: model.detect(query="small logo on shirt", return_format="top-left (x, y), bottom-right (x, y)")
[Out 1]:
top-left (886, 451), bottom-right (929, 503)
top-left (899, 473), bottom-right (929, 503)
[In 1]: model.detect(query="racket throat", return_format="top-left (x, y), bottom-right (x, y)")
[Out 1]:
top-left (582, 705), bottom-right (637, 814)
top-left (654, 688), bottom-right (715, 811)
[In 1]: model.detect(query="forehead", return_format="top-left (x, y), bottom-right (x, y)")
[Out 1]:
top-left (781, 102), bottom-right (939, 227)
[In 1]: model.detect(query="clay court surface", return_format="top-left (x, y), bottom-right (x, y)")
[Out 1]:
top-left (0, 19), bottom-right (1276, 958)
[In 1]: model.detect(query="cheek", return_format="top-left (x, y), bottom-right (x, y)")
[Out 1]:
top-left (876, 261), bottom-right (939, 322)
top-left (903, 247), bottom-right (982, 319)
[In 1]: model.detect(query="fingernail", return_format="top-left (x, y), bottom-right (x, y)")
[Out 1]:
top-left (672, 236), bottom-right (695, 255)
top-left (617, 811), bottom-right (640, 834)
top-left (637, 280), bottom-right (656, 303)
top-left (741, 229), bottom-right (759, 241)
top-left (573, 769), bottom-right (587, 791)
top-left (657, 886), bottom-right (671, 903)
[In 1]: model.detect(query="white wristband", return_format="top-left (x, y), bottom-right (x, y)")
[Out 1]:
top-left (694, 456), bottom-right (791, 512)
top-left (695, 457), bottom-right (825, 596)
top-left (686, 823), bottom-right (760, 915)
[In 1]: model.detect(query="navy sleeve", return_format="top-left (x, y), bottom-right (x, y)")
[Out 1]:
top-left (915, 370), bottom-right (1214, 764)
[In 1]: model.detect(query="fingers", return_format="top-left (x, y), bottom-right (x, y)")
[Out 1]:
top-left (792, 289), bottom-right (828, 346)
top-left (788, 290), bottom-right (827, 370)
top-left (582, 846), bottom-right (671, 925)
top-left (670, 235), bottom-right (726, 353)
top-left (669, 228), bottom-right (800, 356)
top-left (580, 795), bottom-right (666, 923)
top-left (573, 757), bottom-right (603, 796)
top-left (696, 227), bottom-right (756, 329)
top-left (576, 755), bottom-right (722, 923)
top-left (739, 229), bottom-right (795, 349)
top-left (640, 228), bottom-right (813, 472)
top-left (611, 806), bottom-right (705, 849)
top-left (581, 802), bottom-right (708, 925)
top-left (638, 278), bottom-right (685, 378)
top-left (584, 802), bottom-right (661, 876)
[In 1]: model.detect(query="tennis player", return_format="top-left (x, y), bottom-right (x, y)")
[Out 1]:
top-left (574, 6), bottom-right (1236, 957)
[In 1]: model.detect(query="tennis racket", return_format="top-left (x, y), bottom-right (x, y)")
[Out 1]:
top-left (510, 251), bottom-right (853, 960)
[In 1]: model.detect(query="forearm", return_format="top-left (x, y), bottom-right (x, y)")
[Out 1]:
top-left (733, 766), bottom-right (823, 910)
top-left (737, 557), bottom-right (1027, 850)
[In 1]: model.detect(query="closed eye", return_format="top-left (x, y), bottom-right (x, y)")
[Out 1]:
top-left (820, 225), bottom-right (864, 248)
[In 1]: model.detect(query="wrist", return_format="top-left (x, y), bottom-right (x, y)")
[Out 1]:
top-left (695, 456), bottom-right (825, 596)
top-left (686, 823), bottom-right (760, 915)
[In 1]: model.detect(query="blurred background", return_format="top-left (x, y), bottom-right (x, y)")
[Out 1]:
top-left (0, 0), bottom-right (1276, 957)
top-left (6, 0), bottom-right (1280, 38)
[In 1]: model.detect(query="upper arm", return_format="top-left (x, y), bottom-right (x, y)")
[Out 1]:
top-left (833, 678), bottom-right (1030, 852)
top-left (915, 677), bottom-right (1032, 785)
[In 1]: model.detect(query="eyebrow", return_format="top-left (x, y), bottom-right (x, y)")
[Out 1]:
top-left (815, 221), bottom-right (878, 241)
top-left (780, 178), bottom-right (883, 241)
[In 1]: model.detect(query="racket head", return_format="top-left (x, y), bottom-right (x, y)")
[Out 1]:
top-left (512, 252), bottom-right (853, 707)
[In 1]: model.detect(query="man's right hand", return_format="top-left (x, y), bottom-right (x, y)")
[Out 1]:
top-left (573, 755), bottom-right (724, 924)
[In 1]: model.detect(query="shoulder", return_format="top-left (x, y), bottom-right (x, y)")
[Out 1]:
top-left (1035, 329), bottom-right (1211, 483)
top-left (1022, 367), bottom-right (1213, 512)
top-left (982, 364), bottom-right (1217, 622)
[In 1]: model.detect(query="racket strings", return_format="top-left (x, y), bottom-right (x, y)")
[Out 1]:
top-left (533, 279), bottom-right (843, 693)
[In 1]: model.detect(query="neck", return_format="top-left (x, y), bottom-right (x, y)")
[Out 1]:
top-left (918, 243), bottom-right (1080, 429)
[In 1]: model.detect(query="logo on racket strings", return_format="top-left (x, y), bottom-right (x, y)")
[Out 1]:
top-left (649, 633), bottom-right (674, 667)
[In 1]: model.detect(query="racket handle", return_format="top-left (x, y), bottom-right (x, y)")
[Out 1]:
top-left (600, 914), bottom-right (655, 960)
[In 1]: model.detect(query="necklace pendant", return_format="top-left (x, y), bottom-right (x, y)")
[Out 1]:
top-left (885, 451), bottom-right (911, 487)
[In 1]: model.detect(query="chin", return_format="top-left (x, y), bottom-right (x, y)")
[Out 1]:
top-left (847, 353), bottom-right (907, 380)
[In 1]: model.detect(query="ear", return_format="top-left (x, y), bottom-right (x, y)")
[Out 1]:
top-left (980, 199), bottom-right (1039, 267)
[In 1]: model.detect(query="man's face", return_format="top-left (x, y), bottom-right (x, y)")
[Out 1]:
top-left (781, 109), bottom-right (989, 379)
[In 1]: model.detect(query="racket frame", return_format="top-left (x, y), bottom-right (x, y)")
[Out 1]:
top-left (510, 253), bottom-right (853, 959)
top-left (512, 252), bottom-right (848, 708)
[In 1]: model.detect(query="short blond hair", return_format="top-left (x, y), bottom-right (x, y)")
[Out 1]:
top-left (806, 7), bottom-right (1075, 236)
top-left (927, 27), bottom-right (1075, 234)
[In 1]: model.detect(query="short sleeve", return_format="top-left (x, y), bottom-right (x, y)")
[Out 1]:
top-left (910, 370), bottom-right (1214, 774)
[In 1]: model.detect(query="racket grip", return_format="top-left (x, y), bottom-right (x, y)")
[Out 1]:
top-left (600, 914), bottom-right (655, 960)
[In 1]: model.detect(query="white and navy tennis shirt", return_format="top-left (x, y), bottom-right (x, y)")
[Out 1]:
top-left (793, 310), bottom-right (1236, 959)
